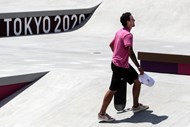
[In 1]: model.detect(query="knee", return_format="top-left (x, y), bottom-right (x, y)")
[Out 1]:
top-left (104, 90), bottom-right (116, 99)
top-left (108, 89), bottom-right (117, 94)
top-left (134, 79), bottom-right (141, 86)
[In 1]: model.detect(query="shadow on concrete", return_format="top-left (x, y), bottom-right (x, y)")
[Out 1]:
top-left (100, 110), bottom-right (168, 125)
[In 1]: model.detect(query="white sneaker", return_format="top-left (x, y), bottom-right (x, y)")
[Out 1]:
top-left (98, 113), bottom-right (115, 122)
top-left (132, 104), bottom-right (149, 113)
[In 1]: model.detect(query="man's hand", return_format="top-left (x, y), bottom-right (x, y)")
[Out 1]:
top-left (138, 67), bottom-right (144, 75)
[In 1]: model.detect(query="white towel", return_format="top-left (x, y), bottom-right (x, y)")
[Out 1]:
top-left (138, 73), bottom-right (155, 87)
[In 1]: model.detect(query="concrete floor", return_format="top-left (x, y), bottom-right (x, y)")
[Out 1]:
top-left (0, 0), bottom-right (190, 127)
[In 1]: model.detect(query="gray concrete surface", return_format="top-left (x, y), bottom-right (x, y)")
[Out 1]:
top-left (0, 0), bottom-right (190, 127)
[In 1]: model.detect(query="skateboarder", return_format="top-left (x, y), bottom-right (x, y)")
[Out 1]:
top-left (98, 12), bottom-right (149, 121)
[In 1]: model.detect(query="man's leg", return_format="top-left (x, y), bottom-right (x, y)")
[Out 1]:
top-left (132, 79), bottom-right (149, 112)
top-left (99, 90), bottom-right (116, 114)
top-left (132, 79), bottom-right (141, 107)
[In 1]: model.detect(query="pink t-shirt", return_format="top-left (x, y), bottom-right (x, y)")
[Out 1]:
top-left (110, 28), bottom-right (133, 69)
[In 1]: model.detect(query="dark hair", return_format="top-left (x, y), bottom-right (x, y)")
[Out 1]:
top-left (120, 12), bottom-right (131, 27)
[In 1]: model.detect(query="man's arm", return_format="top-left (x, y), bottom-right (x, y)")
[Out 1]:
top-left (129, 47), bottom-right (144, 75)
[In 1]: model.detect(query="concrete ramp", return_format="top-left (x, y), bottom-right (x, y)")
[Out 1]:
top-left (0, 69), bottom-right (190, 127)
top-left (0, 0), bottom-right (190, 127)
top-left (0, 69), bottom-right (107, 127)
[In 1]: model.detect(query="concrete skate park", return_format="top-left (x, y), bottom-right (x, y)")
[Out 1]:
top-left (0, 0), bottom-right (190, 127)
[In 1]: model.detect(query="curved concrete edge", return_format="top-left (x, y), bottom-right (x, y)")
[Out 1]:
top-left (0, 71), bottom-right (49, 103)
top-left (0, 71), bottom-right (49, 86)
top-left (0, 3), bottom-right (101, 37)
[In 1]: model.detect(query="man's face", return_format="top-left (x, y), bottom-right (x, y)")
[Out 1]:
top-left (127, 15), bottom-right (135, 28)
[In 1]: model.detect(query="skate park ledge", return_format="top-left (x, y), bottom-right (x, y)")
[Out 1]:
top-left (0, 71), bottom-right (48, 107)
top-left (138, 52), bottom-right (190, 75)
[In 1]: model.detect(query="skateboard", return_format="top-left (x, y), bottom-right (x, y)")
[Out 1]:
top-left (114, 81), bottom-right (127, 111)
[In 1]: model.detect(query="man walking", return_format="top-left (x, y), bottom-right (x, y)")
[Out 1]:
top-left (98, 12), bottom-right (149, 121)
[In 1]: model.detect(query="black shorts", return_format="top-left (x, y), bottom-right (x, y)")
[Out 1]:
top-left (109, 62), bottom-right (138, 91)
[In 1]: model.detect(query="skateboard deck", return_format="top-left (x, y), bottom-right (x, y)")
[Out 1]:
top-left (114, 81), bottom-right (127, 111)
